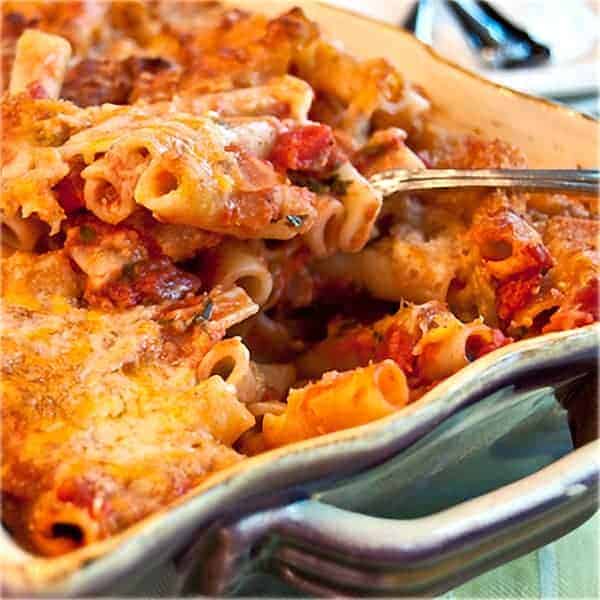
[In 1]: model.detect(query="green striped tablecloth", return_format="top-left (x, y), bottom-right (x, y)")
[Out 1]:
top-left (447, 513), bottom-right (599, 598)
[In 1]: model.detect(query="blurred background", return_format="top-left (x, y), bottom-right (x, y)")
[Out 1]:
top-left (326, 0), bottom-right (599, 117)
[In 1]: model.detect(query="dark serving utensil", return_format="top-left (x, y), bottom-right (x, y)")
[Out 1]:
top-left (478, 0), bottom-right (552, 63)
top-left (447, 0), bottom-right (551, 69)
top-left (402, 0), bottom-right (436, 45)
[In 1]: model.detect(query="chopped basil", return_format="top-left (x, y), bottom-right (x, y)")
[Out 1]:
top-left (192, 299), bottom-right (214, 324)
top-left (288, 172), bottom-right (329, 194)
top-left (160, 299), bottom-right (215, 330)
top-left (201, 298), bottom-right (214, 320)
top-left (327, 175), bottom-right (351, 197)
top-left (288, 171), bottom-right (351, 197)
top-left (286, 214), bottom-right (305, 228)
top-left (79, 225), bottom-right (96, 243)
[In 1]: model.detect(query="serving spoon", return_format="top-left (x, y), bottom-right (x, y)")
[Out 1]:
top-left (368, 169), bottom-right (600, 196)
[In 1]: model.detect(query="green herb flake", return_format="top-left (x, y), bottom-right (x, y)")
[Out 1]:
top-left (288, 172), bottom-right (328, 194)
top-left (201, 299), bottom-right (214, 320)
top-left (288, 171), bottom-right (351, 197)
top-left (192, 299), bottom-right (214, 325)
top-left (286, 214), bottom-right (305, 228)
top-left (307, 179), bottom-right (329, 194)
top-left (79, 225), bottom-right (97, 243)
top-left (327, 175), bottom-right (352, 197)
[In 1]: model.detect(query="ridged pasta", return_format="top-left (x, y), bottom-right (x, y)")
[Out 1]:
top-left (295, 39), bottom-right (430, 142)
top-left (354, 128), bottom-right (426, 177)
top-left (29, 490), bottom-right (102, 556)
top-left (171, 75), bottom-right (314, 120)
top-left (9, 29), bottom-right (72, 99)
top-left (197, 337), bottom-right (256, 404)
top-left (297, 301), bottom-right (509, 384)
top-left (413, 318), bottom-right (497, 382)
top-left (207, 239), bottom-right (273, 306)
top-left (198, 340), bottom-right (295, 421)
top-left (63, 113), bottom-right (317, 238)
top-left (262, 361), bottom-right (409, 448)
top-left (333, 161), bottom-right (382, 252)
top-left (302, 194), bottom-right (345, 258)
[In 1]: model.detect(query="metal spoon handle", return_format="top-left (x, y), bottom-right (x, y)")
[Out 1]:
top-left (368, 169), bottom-right (600, 196)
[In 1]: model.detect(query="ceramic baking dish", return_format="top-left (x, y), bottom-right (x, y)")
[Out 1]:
top-left (2, 2), bottom-right (598, 596)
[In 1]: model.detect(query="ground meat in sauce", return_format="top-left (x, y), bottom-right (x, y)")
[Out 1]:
top-left (86, 256), bottom-right (202, 310)
top-left (65, 217), bottom-right (202, 309)
top-left (61, 56), bottom-right (176, 107)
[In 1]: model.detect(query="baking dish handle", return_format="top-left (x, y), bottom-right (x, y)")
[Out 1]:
top-left (198, 440), bottom-right (599, 596)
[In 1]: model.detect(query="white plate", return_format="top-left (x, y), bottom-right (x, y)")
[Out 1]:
top-left (326, 0), bottom-right (599, 97)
